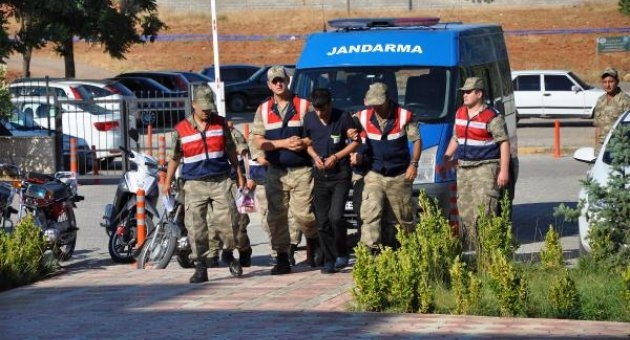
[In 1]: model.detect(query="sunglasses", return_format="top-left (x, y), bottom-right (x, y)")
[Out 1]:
top-left (270, 78), bottom-right (286, 84)
top-left (462, 90), bottom-right (476, 94)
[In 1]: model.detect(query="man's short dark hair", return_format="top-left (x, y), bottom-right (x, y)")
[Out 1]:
top-left (311, 88), bottom-right (332, 109)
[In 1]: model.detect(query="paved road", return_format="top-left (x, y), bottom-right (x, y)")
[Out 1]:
top-left (2, 153), bottom-right (628, 338)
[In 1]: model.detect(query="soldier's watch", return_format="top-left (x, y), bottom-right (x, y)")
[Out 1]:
top-left (410, 161), bottom-right (419, 168)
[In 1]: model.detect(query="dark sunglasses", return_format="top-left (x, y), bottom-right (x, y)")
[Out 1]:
top-left (270, 78), bottom-right (286, 84)
top-left (462, 89), bottom-right (475, 94)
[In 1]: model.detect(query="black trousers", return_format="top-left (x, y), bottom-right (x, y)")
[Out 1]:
top-left (312, 170), bottom-right (351, 263)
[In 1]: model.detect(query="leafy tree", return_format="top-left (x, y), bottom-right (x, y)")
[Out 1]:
top-left (0, 10), bottom-right (14, 62)
top-left (620, 0), bottom-right (630, 16)
top-left (582, 124), bottom-right (630, 269)
top-left (2, 0), bottom-right (166, 78)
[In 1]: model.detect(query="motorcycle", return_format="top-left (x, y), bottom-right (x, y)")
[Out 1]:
top-left (17, 170), bottom-right (83, 261)
top-left (137, 177), bottom-right (192, 269)
top-left (0, 163), bottom-right (21, 233)
top-left (101, 146), bottom-right (162, 263)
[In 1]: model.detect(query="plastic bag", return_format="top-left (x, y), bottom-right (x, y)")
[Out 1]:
top-left (235, 188), bottom-right (257, 214)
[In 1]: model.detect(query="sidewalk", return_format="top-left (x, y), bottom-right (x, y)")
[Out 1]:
top-left (1, 251), bottom-right (628, 338)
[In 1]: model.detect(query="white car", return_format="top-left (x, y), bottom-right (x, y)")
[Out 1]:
top-left (55, 79), bottom-right (135, 113)
top-left (572, 109), bottom-right (630, 252)
top-left (11, 97), bottom-right (136, 159)
top-left (511, 70), bottom-right (604, 119)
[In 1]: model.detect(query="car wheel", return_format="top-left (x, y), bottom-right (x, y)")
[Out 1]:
top-left (228, 94), bottom-right (247, 112)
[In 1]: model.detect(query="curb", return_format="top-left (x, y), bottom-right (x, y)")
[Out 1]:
top-left (518, 146), bottom-right (581, 156)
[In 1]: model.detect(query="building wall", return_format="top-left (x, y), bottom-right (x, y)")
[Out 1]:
top-left (0, 137), bottom-right (56, 174)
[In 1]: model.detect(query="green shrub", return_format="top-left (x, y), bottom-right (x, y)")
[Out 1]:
top-left (540, 225), bottom-right (564, 270)
top-left (548, 269), bottom-right (581, 319)
top-left (0, 215), bottom-right (49, 290)
top-left (622, 266), bottom-right (630, 313)
top-left (488, 250), bottom-right (528, 317)
top-left (477, 193), bottom-right (518, 273)
top-left (351, 243), bottom-right (383, 311)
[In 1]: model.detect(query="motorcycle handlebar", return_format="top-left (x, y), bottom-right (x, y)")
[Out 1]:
top-left (118, 146), bottom-right (134, 159)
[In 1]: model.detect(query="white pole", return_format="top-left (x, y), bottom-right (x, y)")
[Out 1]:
top-left (210, 0), bottom-right (226, 117)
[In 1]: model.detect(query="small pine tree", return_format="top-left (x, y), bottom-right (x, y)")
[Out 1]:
top-left (582, 125), bottom-right (630, 268)
top-left (548, 269), bottom-right (581, 319)
top-left (540, 225), bottom-right (564, 269)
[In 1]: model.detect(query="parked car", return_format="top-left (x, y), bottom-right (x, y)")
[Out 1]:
top-left (55, 79), bottom-right (135, 113)
top-left (115, 71), bottom-right (190, 93)
top-left (10, 97), bottom-right (136, 160)
top-left (171, 71), bottom-right (213, 85)
top-left (224, 65), bottom-right (295, 112)
top-left (511, 70), bottom-right (604, 119)
top-left (0, 115), bottom-right (93, 174)
top-left (572, 109), bottom-right (630, 253)
top-left (199, 64), bottom-right (260, 85)
top-left (110, 76), bottom-right (187, 127)
top-left (9, 78), bottom-right (93, 100)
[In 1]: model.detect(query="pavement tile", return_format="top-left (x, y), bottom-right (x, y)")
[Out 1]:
top-left (2, 258), bottom-right (630, 338)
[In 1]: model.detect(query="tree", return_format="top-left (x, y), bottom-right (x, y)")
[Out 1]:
top-left (3, 0), bottom-right (166, 78)
top-left (620, 0), bottom-right (630, 16)
top-left (0, 8), bottom-right (15, 62)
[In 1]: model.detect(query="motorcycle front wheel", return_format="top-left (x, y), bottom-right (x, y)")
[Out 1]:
top-left (108, 211), bottom-right (154, 263)
top-left (137, 222), bottom-right (177, 269)
top-left (54, 205), bottom-right (77, 261)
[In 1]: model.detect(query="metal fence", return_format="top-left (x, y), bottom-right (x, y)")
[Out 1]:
top-left (5, 87), bottom-right (190, 177)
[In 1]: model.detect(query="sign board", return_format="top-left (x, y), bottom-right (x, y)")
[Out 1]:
top-left (597, 36), bottom-right (630, 53)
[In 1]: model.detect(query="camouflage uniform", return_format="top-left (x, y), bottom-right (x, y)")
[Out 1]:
top-left (248, 133), bottom-right (302, 254)
top-left (170, 115), bottom-right (239, 263)
top-left (357, 101), bottom-right (421, 248)
top-left (251, 98), bottom-right (317, 255)
top-left (454, 115), bottom-right (509, 250)
top-left (209, 126), bottom-right (251, 259)
top-left (593, 89), bottom-right (630, 145)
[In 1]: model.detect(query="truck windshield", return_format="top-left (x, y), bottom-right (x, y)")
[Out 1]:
top-left (292, 67), bottom-right (452, 121)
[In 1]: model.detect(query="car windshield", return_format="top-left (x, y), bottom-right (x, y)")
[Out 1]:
top-left (568, 71), bottom-right (592, 90)
top-left (292, 67), bottom-right (452, 121)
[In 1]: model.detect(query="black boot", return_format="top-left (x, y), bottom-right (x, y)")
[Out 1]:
top-left (223, 250), bottom-right (243, 277)
top-left (271, 252), bottom-right (291, 275)
top-left (189, 261), bottom-right (208, 283)
top-left (239, 247), bottom-right (252, 267)
top-left (288, 244), bottom-right (297, 266)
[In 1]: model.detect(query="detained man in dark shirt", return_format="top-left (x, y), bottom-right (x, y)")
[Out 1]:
top-left (304, 88), bottom-right (360, 273)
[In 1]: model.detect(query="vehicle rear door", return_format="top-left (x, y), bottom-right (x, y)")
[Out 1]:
top-left (512, 74), bottom-right (544, 117)
top-left (542, 74), bottom-right (586, 117)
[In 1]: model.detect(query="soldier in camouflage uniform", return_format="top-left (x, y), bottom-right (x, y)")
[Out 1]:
top-left (441, 77), bottom-right (510, 251)
top-left (593, 67), bottom-right (630, 148)
top-left (208, 121), bottom-right (253, 267)
top-left (252, 65), bottom-right (319, 275)
top-left (163, 84), bottom-right (245, 283)
top-left (353, 82), bottom-right (422, 250)
top-left (247, 131), bottom-right (303, 265)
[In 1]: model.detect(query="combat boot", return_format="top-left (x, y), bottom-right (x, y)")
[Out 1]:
top-left (239, 247), bottom-right (252, 267)
top-left (189, 261), bottom-right (208, 284)
top-left (271, 252), bottom-right (291, 275)
top-left (223, 250), bottom-right (243, 277)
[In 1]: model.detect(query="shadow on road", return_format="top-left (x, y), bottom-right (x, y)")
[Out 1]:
top-left (512, 201), bottom-right (578, 245)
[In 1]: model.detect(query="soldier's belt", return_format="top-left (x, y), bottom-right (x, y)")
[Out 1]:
top-left (193, 173), bottom-right (229, 182)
